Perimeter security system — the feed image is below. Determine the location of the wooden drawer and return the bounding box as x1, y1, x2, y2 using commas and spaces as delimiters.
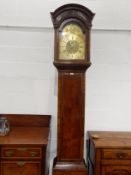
1, 147, 42, 159
102, 165, 131, 175
102, 149, 131, 160
1, 161, 41, 175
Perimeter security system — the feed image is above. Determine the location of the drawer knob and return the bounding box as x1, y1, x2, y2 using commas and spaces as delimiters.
17, 148, 27, 151
5, 151, 14, 157
116, 153, 125, 159
30, 151, 37, 157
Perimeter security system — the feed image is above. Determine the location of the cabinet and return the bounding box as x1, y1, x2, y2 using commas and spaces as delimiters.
0, 114, 50, 175
1, 146, 42, 175
87, 131, 131, 175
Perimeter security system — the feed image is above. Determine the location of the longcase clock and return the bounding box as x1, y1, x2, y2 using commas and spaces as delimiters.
51, 4, 94, 175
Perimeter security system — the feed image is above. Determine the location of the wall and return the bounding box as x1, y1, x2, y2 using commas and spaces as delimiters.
0, 0, 131, 166
86, 29, 131, 131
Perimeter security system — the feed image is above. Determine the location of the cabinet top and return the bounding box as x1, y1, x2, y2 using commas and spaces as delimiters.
0, 114, 50, 145
88, 131, 131, 148
0, 127, 49, 145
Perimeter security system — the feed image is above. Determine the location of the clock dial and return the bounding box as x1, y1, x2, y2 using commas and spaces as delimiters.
59, 23, 85, 60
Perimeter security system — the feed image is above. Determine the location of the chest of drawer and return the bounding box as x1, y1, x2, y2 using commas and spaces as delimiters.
102, 149, 131, 160
1, 161, 41, 175
1, 147, 42, 159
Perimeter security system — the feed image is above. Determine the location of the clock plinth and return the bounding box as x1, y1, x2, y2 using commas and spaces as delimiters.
53, 159, 87, 175
51, 3, 94, 175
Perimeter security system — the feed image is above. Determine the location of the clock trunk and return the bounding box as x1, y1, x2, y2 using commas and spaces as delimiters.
57, 72, 85, 161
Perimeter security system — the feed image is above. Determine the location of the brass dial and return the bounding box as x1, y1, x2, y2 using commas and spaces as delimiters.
59, 23, 85, 60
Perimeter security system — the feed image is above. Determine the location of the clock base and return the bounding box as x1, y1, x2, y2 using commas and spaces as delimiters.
52, 158, 88, 175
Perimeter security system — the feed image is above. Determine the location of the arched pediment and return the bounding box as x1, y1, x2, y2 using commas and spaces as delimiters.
51, 3, 95, 29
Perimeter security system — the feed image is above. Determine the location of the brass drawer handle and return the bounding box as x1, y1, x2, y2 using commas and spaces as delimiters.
5, 151, 14, 157
30, 151, 38, 157
16, 161, 26, 167
17, 173, 24, 175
